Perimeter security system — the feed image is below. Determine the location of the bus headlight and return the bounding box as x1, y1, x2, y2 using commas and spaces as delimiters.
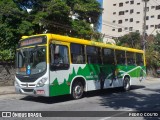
36, 78, 48, 87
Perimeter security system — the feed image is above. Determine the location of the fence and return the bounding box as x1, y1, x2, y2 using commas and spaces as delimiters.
0, 61, 15, 86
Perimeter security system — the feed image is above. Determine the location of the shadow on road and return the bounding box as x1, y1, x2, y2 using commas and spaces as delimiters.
20, 95, 73, 104
99, 86, 160, 120
20, 85, 145, 104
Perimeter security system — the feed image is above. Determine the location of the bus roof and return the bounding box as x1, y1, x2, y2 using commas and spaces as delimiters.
21, 33, 144, 53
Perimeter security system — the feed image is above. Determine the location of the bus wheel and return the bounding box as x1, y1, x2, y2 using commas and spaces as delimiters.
123, 77, 130, 91
71, 81, 84, 99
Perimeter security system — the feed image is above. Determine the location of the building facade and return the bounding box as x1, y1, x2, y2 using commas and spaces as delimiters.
101, 0, 160, 38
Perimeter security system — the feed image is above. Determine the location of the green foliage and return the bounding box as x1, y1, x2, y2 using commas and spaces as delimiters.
0, 0, 102, 61
154, 33, 160, 52
0, 50, 14, 60
117, 32, 141, 49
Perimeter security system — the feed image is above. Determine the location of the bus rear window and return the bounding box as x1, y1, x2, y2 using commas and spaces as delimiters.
136, 53, 144, 66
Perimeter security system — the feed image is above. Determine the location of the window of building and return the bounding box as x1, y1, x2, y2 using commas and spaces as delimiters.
71, 43, 85, 64
155, 25, 158, 29
113, 12, 116, 15
150, 25, 154, 27
125, 19, 128, 21
125, 27, 128, 30
156, 5, 160, 10
118, 28, 122, 32
113, 4, 116, 6
126, 1, 129, 4
119, 11, 124, 15
118, 20, 122, 24
115, 50, 126, 65
103, 49, 115, 64
130, 18, 133, 22
137, 12, 140, 14
136, 21, 140, 23
113, 20, 116, 23
125, 10, 128, 12
86, 46, 101, 64
151, 6, 155, 9
146, 7, 149, 12
137, 3, 140, 5
130, 1, 134, 4
130, 9, 134, 14
112, 29, 115, 31
151, 15, 154, 18
136, 30, 139, 33
146, 16, 149, 20
146, 25, 148, 30
158, 24, 160, 29
119, 2, 123, 7
129, 27, 133, 31
158, 15, 160, 19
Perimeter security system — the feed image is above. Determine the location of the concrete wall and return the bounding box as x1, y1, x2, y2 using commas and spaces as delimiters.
0, 61, 15, 86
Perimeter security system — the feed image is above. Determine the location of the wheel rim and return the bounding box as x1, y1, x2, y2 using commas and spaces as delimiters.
73, 84, 83, 99
124, 78, 130, 90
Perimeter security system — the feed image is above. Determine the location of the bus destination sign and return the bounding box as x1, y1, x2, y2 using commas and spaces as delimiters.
20, 36, 46, 47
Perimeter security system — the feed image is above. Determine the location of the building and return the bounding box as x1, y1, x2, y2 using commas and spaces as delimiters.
101, 0, 160, 38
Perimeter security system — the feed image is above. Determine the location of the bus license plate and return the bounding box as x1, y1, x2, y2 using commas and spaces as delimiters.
36, 90, 45, 95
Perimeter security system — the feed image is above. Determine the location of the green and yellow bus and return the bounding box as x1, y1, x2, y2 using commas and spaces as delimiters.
15, 33, 146, 99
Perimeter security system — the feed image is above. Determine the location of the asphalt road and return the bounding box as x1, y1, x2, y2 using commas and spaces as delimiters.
0, 79, 160, 120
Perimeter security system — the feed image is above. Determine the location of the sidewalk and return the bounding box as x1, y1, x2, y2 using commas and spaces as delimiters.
0, 77, 159, 95
0, 86, 15, 95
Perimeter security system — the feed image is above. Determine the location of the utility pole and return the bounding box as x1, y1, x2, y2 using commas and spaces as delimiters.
142, 0, 149, 51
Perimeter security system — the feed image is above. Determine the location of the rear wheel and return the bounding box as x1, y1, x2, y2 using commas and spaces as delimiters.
123, 77, 130, 91
71, 81, 84, 99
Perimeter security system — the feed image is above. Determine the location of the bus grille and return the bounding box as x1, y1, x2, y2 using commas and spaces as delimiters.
22, 89, 33, 93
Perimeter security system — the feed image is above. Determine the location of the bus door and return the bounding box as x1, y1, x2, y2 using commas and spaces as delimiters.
49, 41, 70, 96
102, 48, 116, 88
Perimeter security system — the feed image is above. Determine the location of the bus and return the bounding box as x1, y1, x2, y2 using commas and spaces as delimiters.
15, 33, 146, 99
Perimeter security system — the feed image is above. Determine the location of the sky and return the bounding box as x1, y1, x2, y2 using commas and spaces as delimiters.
97, 0, 103, 32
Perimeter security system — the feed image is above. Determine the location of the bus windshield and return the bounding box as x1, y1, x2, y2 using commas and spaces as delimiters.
16, 46, 46, 75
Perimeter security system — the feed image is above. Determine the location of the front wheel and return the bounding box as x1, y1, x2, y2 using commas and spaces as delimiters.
123, 77, 130, 91
71, 81, 84, 99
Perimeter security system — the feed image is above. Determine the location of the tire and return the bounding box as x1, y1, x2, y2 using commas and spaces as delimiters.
123, 77, 130, 91
71, 81, 84, 99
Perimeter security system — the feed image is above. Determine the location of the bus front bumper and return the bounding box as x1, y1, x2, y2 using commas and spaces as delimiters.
15, 83, 49, 97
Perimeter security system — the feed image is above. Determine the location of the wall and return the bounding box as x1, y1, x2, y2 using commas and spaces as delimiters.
0, 61, 15, 86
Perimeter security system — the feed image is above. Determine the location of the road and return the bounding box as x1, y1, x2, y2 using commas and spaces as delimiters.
0, 79, 160, 120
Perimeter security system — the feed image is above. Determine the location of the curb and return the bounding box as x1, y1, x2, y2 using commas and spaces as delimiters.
0, 92, 16, 95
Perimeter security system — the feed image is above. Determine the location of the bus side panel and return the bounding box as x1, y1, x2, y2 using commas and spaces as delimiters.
49, 64, 87, 97
116, 65, 146, 85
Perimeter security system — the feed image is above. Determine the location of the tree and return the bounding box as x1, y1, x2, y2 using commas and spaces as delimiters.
0, 0, 102, 60
117, 32, 141, 48
0, 0, 34, 60
14, 0, 103, 39
154, 32, 160, 52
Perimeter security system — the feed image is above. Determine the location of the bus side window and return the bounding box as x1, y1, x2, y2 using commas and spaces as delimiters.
126, 52, 136, 65
70, 43, 85, 64
115, 50, 126, 65
50, 44, 69, 70
136, 53, 144, 66
86, 46, 101, 64
103, 48, 115, 64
